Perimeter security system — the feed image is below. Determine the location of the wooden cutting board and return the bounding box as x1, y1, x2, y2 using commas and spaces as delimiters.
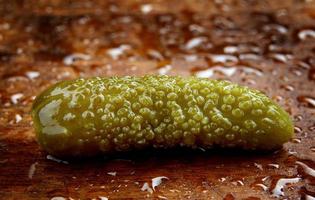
0, 1, 314, 199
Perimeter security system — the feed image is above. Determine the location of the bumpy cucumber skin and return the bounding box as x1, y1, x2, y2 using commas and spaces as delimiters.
32, 75, 293, 157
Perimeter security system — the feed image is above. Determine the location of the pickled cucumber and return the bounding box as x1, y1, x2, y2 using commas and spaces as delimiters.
31, 75, 294, 157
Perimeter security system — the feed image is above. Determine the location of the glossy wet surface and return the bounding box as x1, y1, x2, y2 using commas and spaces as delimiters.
0, 0, 314, 199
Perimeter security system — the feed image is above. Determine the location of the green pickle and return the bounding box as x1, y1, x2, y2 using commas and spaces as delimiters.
32, 75, 294, 157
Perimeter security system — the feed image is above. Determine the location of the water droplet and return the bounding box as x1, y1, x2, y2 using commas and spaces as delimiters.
240, 66, 264, 76
298, 29, 315, 40
292, 138, 302, 143
189, 24, 205, 33
185, 37, 207, 50
296, 161, 315, 177
141, 182, 153, 194
280, 85, 294, 91
158, 65, 172, 75
293, 115, 303, 122
107, 45, 131, 60
0, 22, 10, 30
63, 53, 91, 65
152, 176, 169, 190
147, 49, 164, 60
28, 162, 38, 179
292, 69, 302, 76
77, 16, 90, 25
297, 96, 315, 108
239, 54, 261, 61
233, 180, 244, 186
262, 176, 269, 182
287, 149, 297, 155
297, 61, 311, 70
195, 66, 236, 78
107, 171, 117, 176
224, 46, 239, 54
141, 4, 153, 14
305, 194, 315, 200
184, 55, 199, 62
254, 163, 263, 171
213, 16, 235, 29
210, 54, 238, 63
294, 126, 303, 134
256, 183, 269, 191
218, 177, 227, 182
273, 95, 284, 102
15, 114, 22, 123
25, 71, 40, 80
51, 197, 66, 200
268, 163, 280, 169
271, 178, 301, 197
10, 93, 24, 104
46, 155, 69, 164
157, 195, 168, 200
263, 24, 288, 34
269, 53, 292, 63
268, 44, 284, 52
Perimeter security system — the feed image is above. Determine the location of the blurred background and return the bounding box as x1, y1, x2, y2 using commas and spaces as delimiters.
0, 0, 314, 199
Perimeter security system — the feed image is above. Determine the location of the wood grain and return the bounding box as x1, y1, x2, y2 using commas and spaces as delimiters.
0, 0, 314, 199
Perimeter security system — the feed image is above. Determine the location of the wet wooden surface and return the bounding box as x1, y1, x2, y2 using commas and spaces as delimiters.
0, 0, 315, 199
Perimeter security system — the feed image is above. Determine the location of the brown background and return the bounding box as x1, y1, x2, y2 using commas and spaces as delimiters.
0, 0, 314, 199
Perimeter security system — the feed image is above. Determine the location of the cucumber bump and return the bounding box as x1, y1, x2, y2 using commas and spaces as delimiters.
32, 75, 294, 157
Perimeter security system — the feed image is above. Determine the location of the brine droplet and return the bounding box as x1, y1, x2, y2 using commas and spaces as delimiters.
271, 177, 301, 197
298, 29, 315, 40
296, 161, 315, 177
297, 96, 315, 108
292, 138, 301, 143
293, 115, 303, 122
294, 126, 303, 134
280, 85, 294, 91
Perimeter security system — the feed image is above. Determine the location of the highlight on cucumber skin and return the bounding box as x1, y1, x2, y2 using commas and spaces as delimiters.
31, 75, 294, 157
